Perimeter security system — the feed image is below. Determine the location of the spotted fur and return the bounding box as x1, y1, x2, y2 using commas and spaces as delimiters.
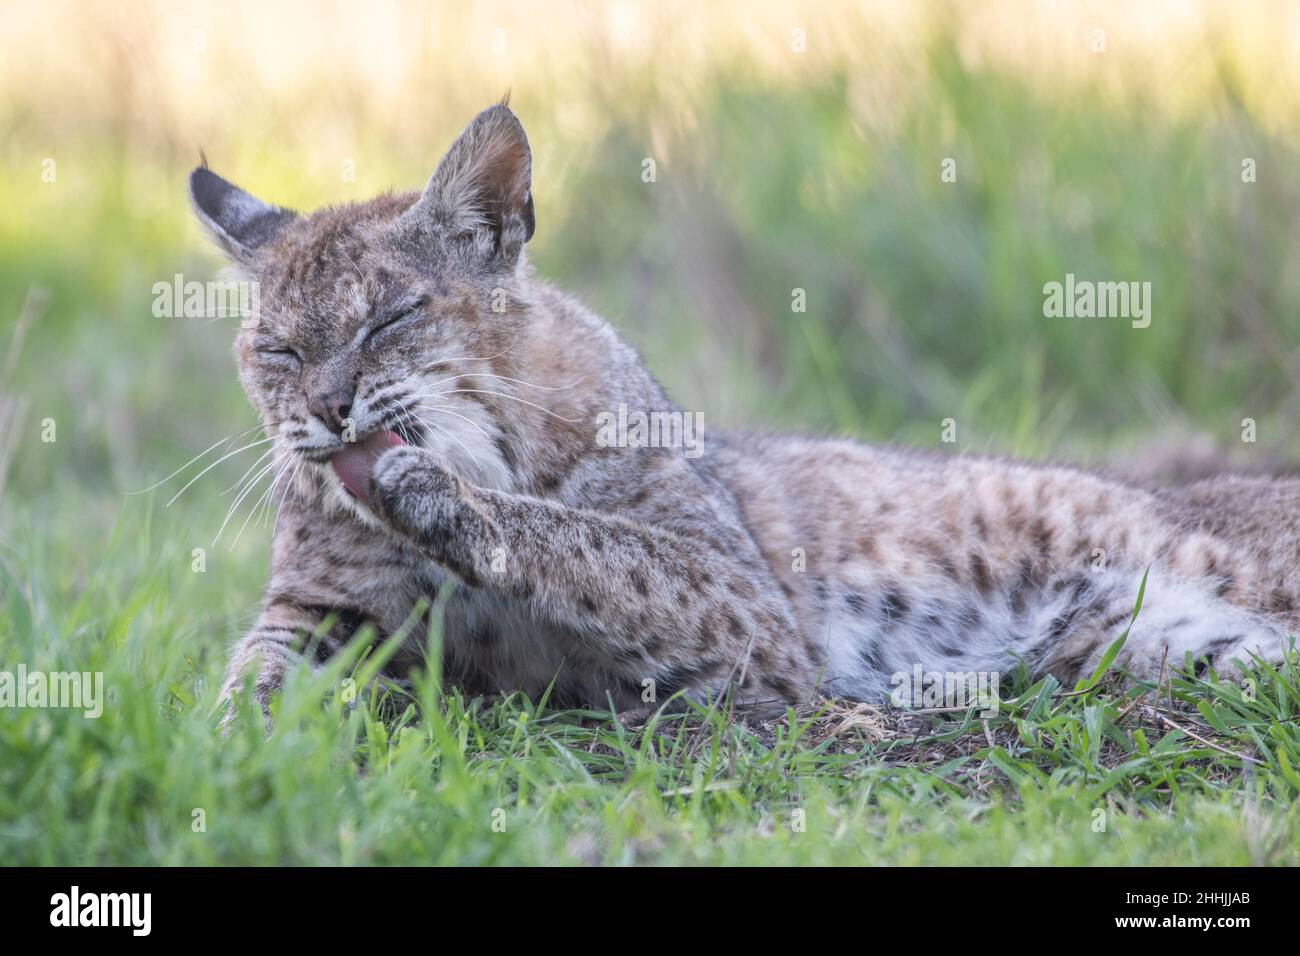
191, 103, 1299, 720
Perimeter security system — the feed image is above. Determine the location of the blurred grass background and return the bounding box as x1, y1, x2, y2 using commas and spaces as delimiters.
6, 0, 1300, 504
6, 0, 1300, 651
5, 0, 1300, 510
4, 0, 1300, 865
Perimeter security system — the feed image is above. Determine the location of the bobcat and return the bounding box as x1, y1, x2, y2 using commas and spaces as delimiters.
190, 103, 1297, 719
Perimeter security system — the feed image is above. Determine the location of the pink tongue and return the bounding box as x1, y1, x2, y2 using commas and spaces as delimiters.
330, 430, 405, 501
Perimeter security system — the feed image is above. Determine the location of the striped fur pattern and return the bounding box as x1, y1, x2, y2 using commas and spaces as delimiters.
189, 104, 1299, 720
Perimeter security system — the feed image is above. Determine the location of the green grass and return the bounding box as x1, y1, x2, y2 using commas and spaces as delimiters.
2, 502, 1299, 865
5, 12, 1300, 864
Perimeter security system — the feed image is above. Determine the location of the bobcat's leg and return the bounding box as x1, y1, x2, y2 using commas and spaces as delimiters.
1032, 568, 1292, 685
218, 599, 329, 726
368, 445, 816, 706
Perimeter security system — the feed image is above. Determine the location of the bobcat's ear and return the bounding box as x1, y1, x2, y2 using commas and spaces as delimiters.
188, 166, 297, 265
403, 103, 535, 267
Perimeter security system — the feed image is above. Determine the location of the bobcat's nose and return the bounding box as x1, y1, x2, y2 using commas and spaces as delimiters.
308, 385, 355, 435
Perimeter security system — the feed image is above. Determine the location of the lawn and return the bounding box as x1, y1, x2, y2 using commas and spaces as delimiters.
3, 0, 1300, 865
4, 503, 1299, 864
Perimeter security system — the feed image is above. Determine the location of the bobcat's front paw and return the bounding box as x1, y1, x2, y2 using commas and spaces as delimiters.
370, 447, 500, 581
369, 445, 464, 547
217, 655, 284, 735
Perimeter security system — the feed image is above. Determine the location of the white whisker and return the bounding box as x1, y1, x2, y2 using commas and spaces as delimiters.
211, 455, 279, 546
221, 446, 277, 496
409, 399, 497, 445
230, 453, 294, 550
166, 435, 277, 508
270, 459, 305, 537
426, 369, 583, 392
431, 388, 582, 423
126, 423, 265, 495
406, 404, 486, 475
421, 332, 527, 369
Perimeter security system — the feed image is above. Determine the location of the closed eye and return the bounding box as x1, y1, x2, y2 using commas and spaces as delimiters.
256, 346, 302, 366
365, 300, 428, 348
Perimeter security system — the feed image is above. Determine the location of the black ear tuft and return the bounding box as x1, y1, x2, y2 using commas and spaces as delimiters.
188, 167, 296, 264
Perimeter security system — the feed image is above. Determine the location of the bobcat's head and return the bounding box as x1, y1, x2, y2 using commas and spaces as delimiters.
189, 104, 541, 521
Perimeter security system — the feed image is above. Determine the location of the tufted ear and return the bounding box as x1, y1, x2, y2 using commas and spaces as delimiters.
402, 103, 535, 268
188, 165, 297, 265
